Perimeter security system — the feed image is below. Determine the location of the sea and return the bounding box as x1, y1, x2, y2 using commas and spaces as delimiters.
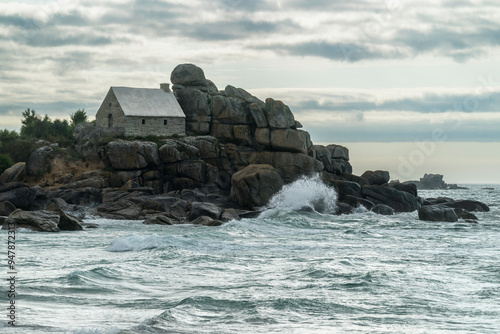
1, 177, 499, 333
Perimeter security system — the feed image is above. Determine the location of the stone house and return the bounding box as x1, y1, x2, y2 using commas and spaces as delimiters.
95, 84, 185, 137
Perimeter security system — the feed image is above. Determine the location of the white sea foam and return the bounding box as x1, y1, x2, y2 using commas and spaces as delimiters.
262, 174, 338, 214
106, 234, 166, 252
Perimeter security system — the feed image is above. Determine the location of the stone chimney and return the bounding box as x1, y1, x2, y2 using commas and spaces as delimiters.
160, 83, 171, 92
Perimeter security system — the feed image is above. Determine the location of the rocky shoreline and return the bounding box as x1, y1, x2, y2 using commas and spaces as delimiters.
0, 64, 490, 231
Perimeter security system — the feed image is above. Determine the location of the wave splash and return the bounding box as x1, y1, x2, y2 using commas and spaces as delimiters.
262, 174, 338, 214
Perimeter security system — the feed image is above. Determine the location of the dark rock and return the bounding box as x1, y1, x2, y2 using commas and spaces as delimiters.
341, 195, 375, 211
361, 170, 390, 185
239, 211, 262, 219
73, 122, 124, 144
386, 182, 417, 198
362, 185, 419, 212
181, 136, 220, 159
0, 162, 26, 183
106, 141, 159, 170
190, 215, 223, 226
0, 201, 16, 216
48, 187, 102, 205
448, 184, 469, 190
221, 208, 241, 221
28, 146, 53, 176
170, 63, 207, 86
0, 183, 37, 209
418, 205, 458, 222
371, 204, 394, 215
3, 209, 60, 232
212, 95, 253, 124
46, 200, 83, 231
230, 164, 284, 209
444, 200, 489, 212
453, 208, 478, 220
188, 202, 222, 220
327, 180, 362, 200
144, 215, 175, 225
423, 197, 454, 206
336, 202, 355, 215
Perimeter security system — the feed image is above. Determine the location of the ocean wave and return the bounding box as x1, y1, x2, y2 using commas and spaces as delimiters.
106, 234, 177, 252
260, 174, 338, 215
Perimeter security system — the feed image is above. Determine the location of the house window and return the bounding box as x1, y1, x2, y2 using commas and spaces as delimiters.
108, 114, 113, 127
109, 102, 112, 107
164, 120, 168, 125
142, 119, 145, 125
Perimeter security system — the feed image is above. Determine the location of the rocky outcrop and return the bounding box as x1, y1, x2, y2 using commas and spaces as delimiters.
3, 209, 60, 232
371, 204, 394, 215
361, 170, 390, 186
230, 164, 284, 209
0, 162, 26, 184
171, 63, 208, 87
418, 205, 458, 222
28, 146, 53, 176
106, 141, 159, 170
362, 185, 419, 213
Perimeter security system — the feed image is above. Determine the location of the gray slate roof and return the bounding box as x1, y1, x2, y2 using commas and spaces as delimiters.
111, 87, 185, 117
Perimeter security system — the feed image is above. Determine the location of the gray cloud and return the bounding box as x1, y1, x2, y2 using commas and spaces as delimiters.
292, 91, 500, 114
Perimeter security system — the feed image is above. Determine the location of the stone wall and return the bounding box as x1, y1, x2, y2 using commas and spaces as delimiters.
95, 89, 126, 128
124, 116, 185, 137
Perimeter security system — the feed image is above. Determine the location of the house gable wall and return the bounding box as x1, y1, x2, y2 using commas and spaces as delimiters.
96, 89, 126, 128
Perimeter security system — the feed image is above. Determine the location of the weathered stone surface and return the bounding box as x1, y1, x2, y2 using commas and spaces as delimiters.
326, 180, 361, 200
270, 129, 307, 154
48, 187, 102, 205
73, 122, 125, 144
371, 204, 394, 215
188, 202, 222, 220
362, 185, 419, 213
0, 162, 26, 184
221, 208, 241, 221
181, 136, 220, 159
255, 128, 271, 147
159, 140, 200, 163
3, 209, 60, 232
0, 183, 38, 209
177, 161, 207, 183
211, 122, 234, 141
418, 205, 458, 222
106, 141, 159, 170
444, 200, 490, 212
212, 96, 253, 124
386, 182, 418, 198
361, 170, 390, 185
233, 125, 252, 145
453, 208, 479, 220
28, 146, 53, 176
0, 201, 16, 216
327, 145, 349, 160
264, 98, 295, 129
249, 151, 324, 182
249, 103, 268, 127
230, 164, 284, 209
46, 200, 83, 231
170, 63, 207, 86
341, 195, 375, 211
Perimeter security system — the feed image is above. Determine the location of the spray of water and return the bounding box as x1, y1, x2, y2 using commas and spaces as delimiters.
262, 174, 338, 214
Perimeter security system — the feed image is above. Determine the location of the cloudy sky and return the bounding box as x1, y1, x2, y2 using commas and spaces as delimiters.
1, 0, 499, 183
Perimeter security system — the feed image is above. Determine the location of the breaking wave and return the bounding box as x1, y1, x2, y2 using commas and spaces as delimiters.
262, 174, 338, 214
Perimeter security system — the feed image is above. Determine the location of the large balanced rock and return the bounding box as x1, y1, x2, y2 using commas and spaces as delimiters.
28, 146, 53, 176
362, 185, 419, 212
361, 170, 390, 185
105, 141, 159, 170
0, 162, 26, 184
230, 164, 284, 209
418, 205, 458, 222
3, 209, 60, 232
170, 63, 207, 87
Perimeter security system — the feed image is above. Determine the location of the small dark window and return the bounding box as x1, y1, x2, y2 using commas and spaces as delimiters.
164, 120, 168, 125
109, 103, 112, 107
142, 119, 145, 125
